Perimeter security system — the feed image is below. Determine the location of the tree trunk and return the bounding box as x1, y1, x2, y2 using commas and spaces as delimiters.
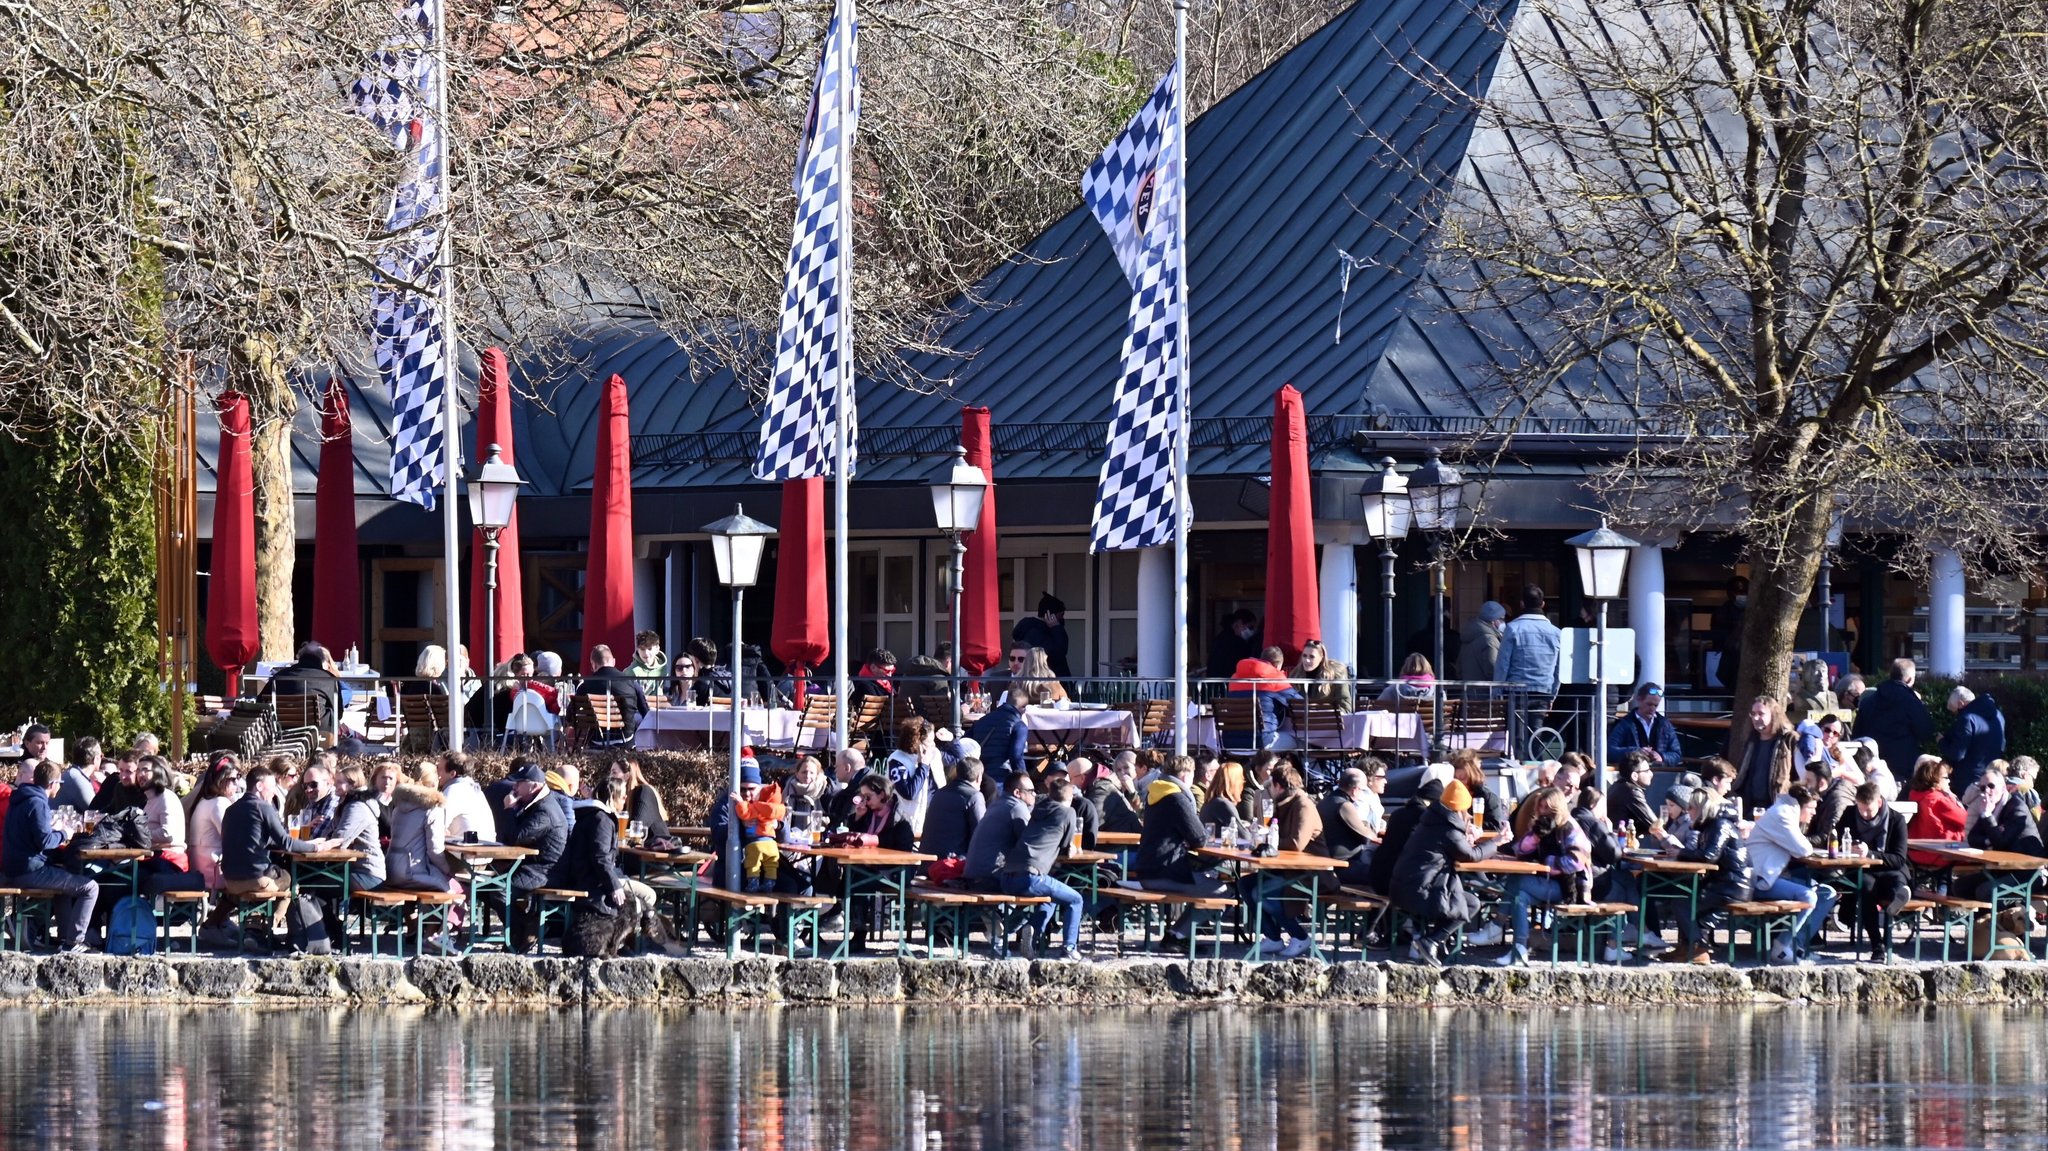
234, 333, 298, 661
1726, 492, 1834, 759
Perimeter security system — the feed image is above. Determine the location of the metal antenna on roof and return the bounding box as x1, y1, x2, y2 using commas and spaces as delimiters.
1334, 248, 1372, 344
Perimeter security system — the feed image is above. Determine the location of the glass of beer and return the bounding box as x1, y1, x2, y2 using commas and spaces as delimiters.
628, 820, 647, 846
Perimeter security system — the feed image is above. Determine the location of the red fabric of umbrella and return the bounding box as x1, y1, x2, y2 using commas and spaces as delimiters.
1263, 384, 1319, 666
469, 348, 527, 664
581, 372, 635, 667
959, 406, 1001, 676
310, 379, 361, 657
207, 391, 259, 692
770, 478, 829, 707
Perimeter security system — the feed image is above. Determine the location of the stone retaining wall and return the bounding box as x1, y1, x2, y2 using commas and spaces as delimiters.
4, 954, 2048, 1007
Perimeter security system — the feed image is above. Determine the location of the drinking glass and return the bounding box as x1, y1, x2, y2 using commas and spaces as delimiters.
628, 820, 647, 845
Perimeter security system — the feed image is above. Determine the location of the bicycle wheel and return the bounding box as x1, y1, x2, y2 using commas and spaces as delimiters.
1525, 726, 1566, 763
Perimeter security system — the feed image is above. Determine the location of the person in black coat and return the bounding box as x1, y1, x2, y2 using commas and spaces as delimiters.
1132, 756, 1230, 945
1606, 753, 1660, 840
1367, 778, 1443, 897
1085, 759, 1143, 835
259, 642, 344, 731
1044, 760, 1101, 852
968, 689, 1032, 787
1832, 781, 1913, 961
1852, 659, 1934, 784
1011, 594, 1072, 681
489, 761, 568, 952
1953, 763, 2045, 905
572, 645, 649, 736
1665, 791, 1751, 962
1804, 763, 1859, 843
919, 759, 986, 861
555, 777, 633, 956
1389, 780, 1497, 965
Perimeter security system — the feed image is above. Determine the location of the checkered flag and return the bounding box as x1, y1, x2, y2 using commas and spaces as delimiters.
1089, 66, 1186, 551
1083, 64, 1180, 287
353, 0, 449, 509
756, 0, 861, 481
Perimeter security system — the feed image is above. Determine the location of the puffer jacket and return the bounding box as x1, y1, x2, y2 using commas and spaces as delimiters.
1390, 802, 1497, 923
1679, 813, 1752, 908
1366, 781, 1443, 896
1134, 778, 1207, 884
385, 783, 456, 891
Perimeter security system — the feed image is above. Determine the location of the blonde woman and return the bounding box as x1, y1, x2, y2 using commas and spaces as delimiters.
388, 757, 465, 951
1732, 697, 1801, 817
1016, 647, 1068, 704
1289, 640, 1352, 711
405, 645, 450, 697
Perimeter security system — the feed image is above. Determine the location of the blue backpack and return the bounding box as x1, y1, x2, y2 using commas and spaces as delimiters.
107, 896, 158, 956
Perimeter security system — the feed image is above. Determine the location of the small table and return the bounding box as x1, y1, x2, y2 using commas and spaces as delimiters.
1456, 858, 1553, 876
1095, 831, 1141, 848
1913, 844, 2048, 959
77, 848, 152, 899
1023, 706, 1140, 760
1620, 855, 1714, 957
1797, 854, 1882, 956
1197, 846, 1343, 960
784, 844, 934, 959
1053, 849, 1118, 903
622, 845, 712, 881
445, 843, 537, 953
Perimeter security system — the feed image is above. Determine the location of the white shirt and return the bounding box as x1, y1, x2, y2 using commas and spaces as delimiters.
190, 795, 232, 888
442, 775, 497, 842
1745, 795, 1815, 888
145, 789, 186, 853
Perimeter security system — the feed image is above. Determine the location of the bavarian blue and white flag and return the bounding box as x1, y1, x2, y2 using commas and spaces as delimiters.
1087, 65, 1186, 552
756, 0, 861, 481
352, 0, 449, 509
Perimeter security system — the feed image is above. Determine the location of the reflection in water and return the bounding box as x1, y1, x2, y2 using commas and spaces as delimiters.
2, 1005, 2047, 1149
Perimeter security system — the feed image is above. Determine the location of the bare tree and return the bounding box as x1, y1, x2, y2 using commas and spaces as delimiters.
1393, 0, 2048, 726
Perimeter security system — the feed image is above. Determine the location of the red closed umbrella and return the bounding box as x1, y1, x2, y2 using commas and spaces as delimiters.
1263, 384, 1319, 666
959, 406, 1001, 677
470, 348, 527, 664
770, 478, 829, 707
310, 379, 361, 656
581, 372, 635, 667
207, 391, 259, 693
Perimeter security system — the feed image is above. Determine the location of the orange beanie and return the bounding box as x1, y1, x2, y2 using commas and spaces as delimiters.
1441, 779, 1473, 813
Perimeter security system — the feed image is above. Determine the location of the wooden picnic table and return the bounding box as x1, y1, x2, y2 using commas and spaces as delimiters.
1197, 847, 1343, 961
445, 843, 537, 953
1095, 831, 1141, 848
622, 845, 713, 868
1914, 845, 2048, 871
1620, 854, 1715, 955
1456, 858, 1552, 875
783, 844, 935, 958
77, 848, 152, 899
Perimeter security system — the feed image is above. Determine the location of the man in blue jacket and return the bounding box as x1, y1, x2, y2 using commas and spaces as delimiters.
1941, 685, 2006, 793
1853, 658, 1933, 781
968, 686, 1032, 788
1609, 682, 1683, 767
1, 760, 98, 952
1495, 584, 1562, 752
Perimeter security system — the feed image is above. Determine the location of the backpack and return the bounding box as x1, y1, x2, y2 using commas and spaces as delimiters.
107, 896, 157, 956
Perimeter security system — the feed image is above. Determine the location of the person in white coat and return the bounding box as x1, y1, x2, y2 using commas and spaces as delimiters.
1744, 784, 1839, 964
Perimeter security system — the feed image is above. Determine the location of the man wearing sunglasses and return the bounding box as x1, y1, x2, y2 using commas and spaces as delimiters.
1609, 681, 1682, 768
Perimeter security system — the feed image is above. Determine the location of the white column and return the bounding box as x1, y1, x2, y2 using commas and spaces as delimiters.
1137, 545, 1174, 679
1627, 544, 1666, 689
1315, 525, 1360, 673
1929, 544, 1966, 678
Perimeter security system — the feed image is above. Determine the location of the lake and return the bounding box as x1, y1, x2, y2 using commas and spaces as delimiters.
4, 1004, 2046, 1149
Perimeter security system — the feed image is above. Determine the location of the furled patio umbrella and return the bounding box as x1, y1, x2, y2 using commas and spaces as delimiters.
310, 379, 361, 657
959, 405, 1001, 679
206, 391, 259, 694
469, 348, 526, 665
770, 477, 829, 708
581, 373, 635, 667
1263, 384, 1319, 666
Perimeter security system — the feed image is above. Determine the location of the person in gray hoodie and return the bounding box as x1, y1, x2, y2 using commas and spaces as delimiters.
1002, 778, 1084, 959
1460, 602, 1506, 687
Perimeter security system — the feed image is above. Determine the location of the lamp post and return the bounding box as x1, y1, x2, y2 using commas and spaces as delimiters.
1408, 448, 1466, 734
1816, 511, 1845, 657
465, 443, 524, 749
929, 444, 989, 732
1566, 518, 1642, 785
703, 504, 776, 895
1359, 457, 1412, 680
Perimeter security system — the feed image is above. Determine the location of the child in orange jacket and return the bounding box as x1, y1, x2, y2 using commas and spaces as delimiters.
732, 751, 787, 892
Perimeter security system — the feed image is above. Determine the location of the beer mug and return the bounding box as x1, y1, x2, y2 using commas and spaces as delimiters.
628, 820, 647, 845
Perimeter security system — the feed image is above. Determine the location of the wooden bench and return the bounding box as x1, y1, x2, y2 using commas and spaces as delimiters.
697, 887, 836, 959
1722, 899, 1812, 964
352, 890, 418, 959
157, 890, 210, 955
906, 884, 1054, 958
1098, 886, 1238, 958
1548, 901, 1639, 964
0, 887, 61, 952
530, 887, 586, 954
1911, 894, 1997, 961
1321, 887, 1391, 960
406, 889, 466, 956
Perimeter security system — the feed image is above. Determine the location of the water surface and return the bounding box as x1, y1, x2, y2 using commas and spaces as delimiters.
5, 1004, 2046, 1149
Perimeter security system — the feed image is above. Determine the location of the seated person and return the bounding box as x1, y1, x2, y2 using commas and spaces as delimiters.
1224, 647, 1303, 751
1608, 682, 1682, 768
259, 641, 344, 731
218, 765, 321, 950
920, 757, 986, 862
707, 757, 785, 893
572, 645, 650, 736
1662, 790, 1752, 965
1834, 781, 1913, 962
1, 760, 99, 952
1001, 777, 1085, 960
1953, 762, 2043, 905
1133, 756, 1232, 946
1390, 779, 1498, 967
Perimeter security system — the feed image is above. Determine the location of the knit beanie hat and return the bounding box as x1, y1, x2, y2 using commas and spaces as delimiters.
740, 747, 761, 785
1441, 779, 1473, 813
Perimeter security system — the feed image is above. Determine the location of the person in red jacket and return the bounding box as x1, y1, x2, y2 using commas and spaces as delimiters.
1905, 754, 1969, 870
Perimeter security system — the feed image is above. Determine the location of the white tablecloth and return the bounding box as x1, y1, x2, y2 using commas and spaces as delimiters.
636, 706, 808, 751
1023, 706, 1139, 750
1175, 709, 1427, 756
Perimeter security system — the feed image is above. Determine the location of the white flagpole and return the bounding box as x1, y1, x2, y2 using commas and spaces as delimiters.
1171, 0, 1191, 760
831, 0, 853, 756
431, 0, 464, 749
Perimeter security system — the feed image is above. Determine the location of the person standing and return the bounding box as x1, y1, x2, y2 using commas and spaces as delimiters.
1853, 659, 1933, 785
1011, 594, 1071, 682
1940, 685, 2006, 793
1460, 602, 1506, 686
1733, 697, 1802, 818
1609, 683, 1682, 768
967, 687, 1032, 792
1494, 585, 1562, 748
1206, 609, 1261, 681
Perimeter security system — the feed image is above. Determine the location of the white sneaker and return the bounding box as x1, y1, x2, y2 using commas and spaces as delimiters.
1259, 938, 1288, 956
1637, 934, 1672, 955
1602, 943, 1625, 963
1280, 937, 1312, 960
1464, 922, 1504, 947
1768, 940, 1796, 966
1494, 947, 1529, 967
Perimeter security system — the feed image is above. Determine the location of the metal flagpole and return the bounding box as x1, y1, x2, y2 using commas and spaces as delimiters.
431, 0, 463, 749
831, 0, 853, 757
1170, 0, 1191, 760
